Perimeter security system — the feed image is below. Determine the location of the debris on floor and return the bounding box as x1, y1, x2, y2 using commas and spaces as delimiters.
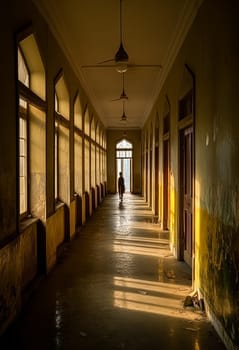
137, 290, 148, 295
165, 270, 176, 279
184, 327, 200, 332
184, 295, 194, 307
183, 291, 205, 311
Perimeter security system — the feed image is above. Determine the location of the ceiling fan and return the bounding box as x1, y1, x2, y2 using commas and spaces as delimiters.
111, 73, 128, 101
81, 0, 162, 73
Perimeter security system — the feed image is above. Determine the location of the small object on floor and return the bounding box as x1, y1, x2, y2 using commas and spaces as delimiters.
184, 327, 200, 332
137, 290, 148, 295
165, 270, 176, 279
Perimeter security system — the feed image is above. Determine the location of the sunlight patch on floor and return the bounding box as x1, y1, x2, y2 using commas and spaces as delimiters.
113, 236, 171, 257
115, 235, 169, 245
113, 243, 169, 258
113, 276, 194, 319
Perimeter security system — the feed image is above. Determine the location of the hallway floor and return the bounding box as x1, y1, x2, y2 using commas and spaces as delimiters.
1, 194, 226, 350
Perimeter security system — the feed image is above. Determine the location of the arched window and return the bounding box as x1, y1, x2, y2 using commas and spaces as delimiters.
84, 107, 90, 136
91, 116, 96, 141
18, 33, 46, 219
55, 74, 70, 203
74, 94, 83, 195
84, 139, 90, 192
74, 94, 82, 130
55, 75, 69, 118
95, 122, 100, 185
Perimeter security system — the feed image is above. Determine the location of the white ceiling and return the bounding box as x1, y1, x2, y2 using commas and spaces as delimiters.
34, 0, 203, 129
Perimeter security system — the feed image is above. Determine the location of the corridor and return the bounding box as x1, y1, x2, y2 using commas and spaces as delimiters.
1, 194, 226, 350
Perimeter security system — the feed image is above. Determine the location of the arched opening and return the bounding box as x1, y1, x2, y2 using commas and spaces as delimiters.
116, 139, 133, 193
74, 93, 83, 196
74, 93, 83, 226
18, 33, 46, 220
84, 107, 90, 136
55, 73, 70, 206
84, 107, 90, 215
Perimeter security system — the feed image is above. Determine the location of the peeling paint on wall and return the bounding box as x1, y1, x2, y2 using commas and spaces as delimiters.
197, 185, 239, 344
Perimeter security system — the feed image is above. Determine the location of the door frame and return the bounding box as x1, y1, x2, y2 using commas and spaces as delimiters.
178, 124, 194, 267
177, 64, 195, 282
154, 146, 159, 217
115, 139, 133, 194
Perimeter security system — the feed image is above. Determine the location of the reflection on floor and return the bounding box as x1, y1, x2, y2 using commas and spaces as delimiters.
0, 194, 226, 350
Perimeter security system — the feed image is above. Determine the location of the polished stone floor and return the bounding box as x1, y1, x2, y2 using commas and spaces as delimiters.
0, 194, 226, 349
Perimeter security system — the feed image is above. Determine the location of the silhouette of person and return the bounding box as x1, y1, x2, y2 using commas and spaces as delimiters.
118, 172, 125, 201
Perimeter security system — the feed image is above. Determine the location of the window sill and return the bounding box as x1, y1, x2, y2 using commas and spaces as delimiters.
19, 216, 39, 234
55, 201, 65, 211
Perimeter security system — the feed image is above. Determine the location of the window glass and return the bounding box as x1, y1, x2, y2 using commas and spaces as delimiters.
18, 49, 29, 87
19, 116, 27, 214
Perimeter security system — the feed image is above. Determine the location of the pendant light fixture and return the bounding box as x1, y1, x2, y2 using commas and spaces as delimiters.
115, 0, 128, 73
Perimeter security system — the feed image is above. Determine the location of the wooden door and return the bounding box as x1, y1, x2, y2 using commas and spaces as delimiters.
149, 150, 152, 206
180, 126, 193, 266
163, 139, 169, 229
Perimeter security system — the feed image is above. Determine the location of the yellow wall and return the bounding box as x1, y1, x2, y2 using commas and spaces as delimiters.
46, 205, 65, 273
142, 0, 239, 345
70, 199, 76, 239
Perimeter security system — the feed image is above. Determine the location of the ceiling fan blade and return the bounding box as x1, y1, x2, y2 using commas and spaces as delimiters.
97, 58, 115, 64
81, 64, 115, 69
127, 64, 163, 70
81, 63, 162, 70
111, 98, 121, 101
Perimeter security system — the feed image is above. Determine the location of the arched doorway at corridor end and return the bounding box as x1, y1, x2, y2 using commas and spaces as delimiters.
116, 139, 133, 193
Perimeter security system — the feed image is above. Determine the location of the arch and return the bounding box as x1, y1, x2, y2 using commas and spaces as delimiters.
103, 132, 107, 149
74, 93, 82, 129
100, 130, 104, 147
18, 33, 45, 100
74, 93, 83, 196
116, 139, 132, 149
90, 115, 96, 140
18, 31, 46, 218
84, 106, 90, 136
96, 122, 100, 144
116, 139, 133, 193
55, 72, 70, 119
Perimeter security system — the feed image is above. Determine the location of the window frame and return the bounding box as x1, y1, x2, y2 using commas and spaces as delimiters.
17, 41, 46, 220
